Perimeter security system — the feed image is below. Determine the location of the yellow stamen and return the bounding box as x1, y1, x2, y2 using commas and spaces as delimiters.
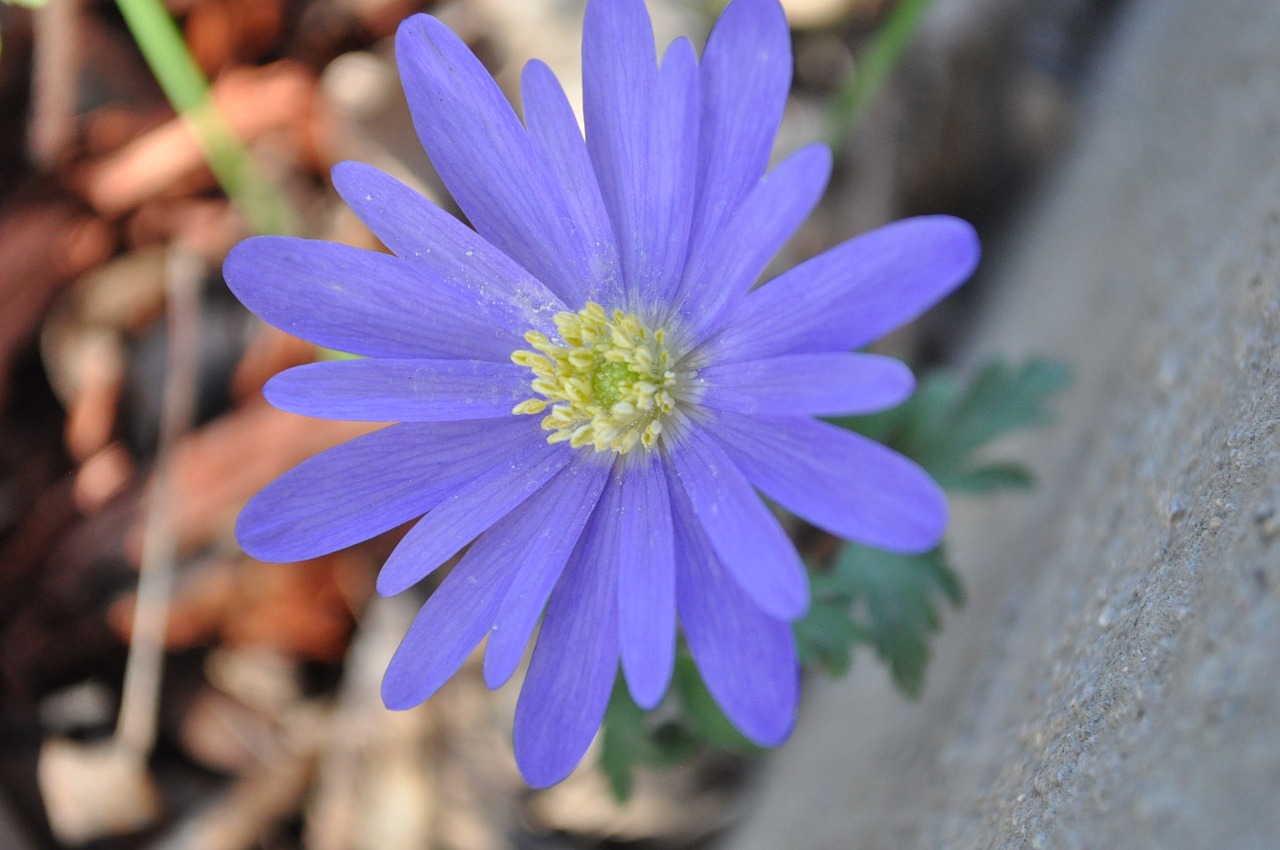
511, 302, 677, 454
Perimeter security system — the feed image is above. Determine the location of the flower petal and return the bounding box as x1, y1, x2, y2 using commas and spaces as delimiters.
672, 496, 798, 746
482, 459, 610, 688
685, 0, 791, 267
382, 570, 509, 712
667, 423, 808, 620
710, 216, 981, 362
672, 143, 832, 342
713, 412, 948, 553
237, 417, 539, 562
376, 438, 571, 596
264, 359, 529, 422
697, 352, 913, 417
583, 0, 656, 230
395, 14, 592, 303
224, 236, 524, 361
634, 37, 700, 304
330, 161, 566, 320
381, 500, 547, 710
584, 1, 700, 301
615, 453, 677, 709
513, 492, 620, 788
520, 60, 623, 304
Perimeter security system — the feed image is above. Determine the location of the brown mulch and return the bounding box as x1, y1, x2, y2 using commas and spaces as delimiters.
1, 2, 444, 848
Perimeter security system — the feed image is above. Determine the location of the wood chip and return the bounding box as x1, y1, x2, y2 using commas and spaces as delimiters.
76, 61, 316, 216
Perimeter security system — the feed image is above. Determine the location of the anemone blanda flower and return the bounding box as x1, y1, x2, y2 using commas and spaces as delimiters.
225, 0, 979, 787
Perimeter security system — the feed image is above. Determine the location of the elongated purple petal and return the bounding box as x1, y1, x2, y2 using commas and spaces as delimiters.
630, 37, 699, 305
685, 0, 791, 268
520, 60, 623, 304
225, 236, 523, 361
330, 161, 566, 323
697, 352, 913, 417
382, 569, 509, 712
671, 495, 798, 746
667, 424, 808, 620
482, 460, 610, 688
583, 0, 666, 297
513, 494, 620, 788
615, 453, 676, 709
238, 417, 539, 562
395, 15, 592, 303
376, 439, 571, 596
264, 359, 529, 422
710, 216, 981, 362
713, 412, 947, 553
381, 502, 546, 710
672, 143, 832, 342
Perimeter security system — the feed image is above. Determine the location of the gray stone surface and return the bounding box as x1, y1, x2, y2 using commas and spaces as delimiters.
723, 0, 1280, 847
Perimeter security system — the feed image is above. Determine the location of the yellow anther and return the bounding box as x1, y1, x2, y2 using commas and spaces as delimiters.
511, 301, 678, 454
512, 399, 548, 415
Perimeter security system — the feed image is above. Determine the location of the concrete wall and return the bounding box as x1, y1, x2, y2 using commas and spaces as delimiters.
725, 0, 1280, 847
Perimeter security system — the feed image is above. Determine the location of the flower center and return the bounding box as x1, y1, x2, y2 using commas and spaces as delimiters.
511, 302, 677, 454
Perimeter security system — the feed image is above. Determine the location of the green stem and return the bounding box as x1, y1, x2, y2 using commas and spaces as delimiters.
113, 0, 299, 234
829, 0, 936, 144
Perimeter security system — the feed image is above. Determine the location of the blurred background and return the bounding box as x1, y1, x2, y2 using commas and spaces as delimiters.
0, 0, 1121, 847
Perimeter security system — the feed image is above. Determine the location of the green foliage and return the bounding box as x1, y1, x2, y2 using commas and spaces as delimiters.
834, 357, 1072, 493
601, 678, 694, 802
800, 356, 1070, 695
672, 654, 757, 751
797, 545, 961, 697
792, 580, 870, 676
600, 652, 757, 802
829, 0, 937, 141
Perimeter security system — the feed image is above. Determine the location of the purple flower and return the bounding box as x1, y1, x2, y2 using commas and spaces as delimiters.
225, 0, 979, 787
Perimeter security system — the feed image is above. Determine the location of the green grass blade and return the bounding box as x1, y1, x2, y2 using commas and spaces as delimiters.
114, 0, 299, 234
829, 0, 936, 142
